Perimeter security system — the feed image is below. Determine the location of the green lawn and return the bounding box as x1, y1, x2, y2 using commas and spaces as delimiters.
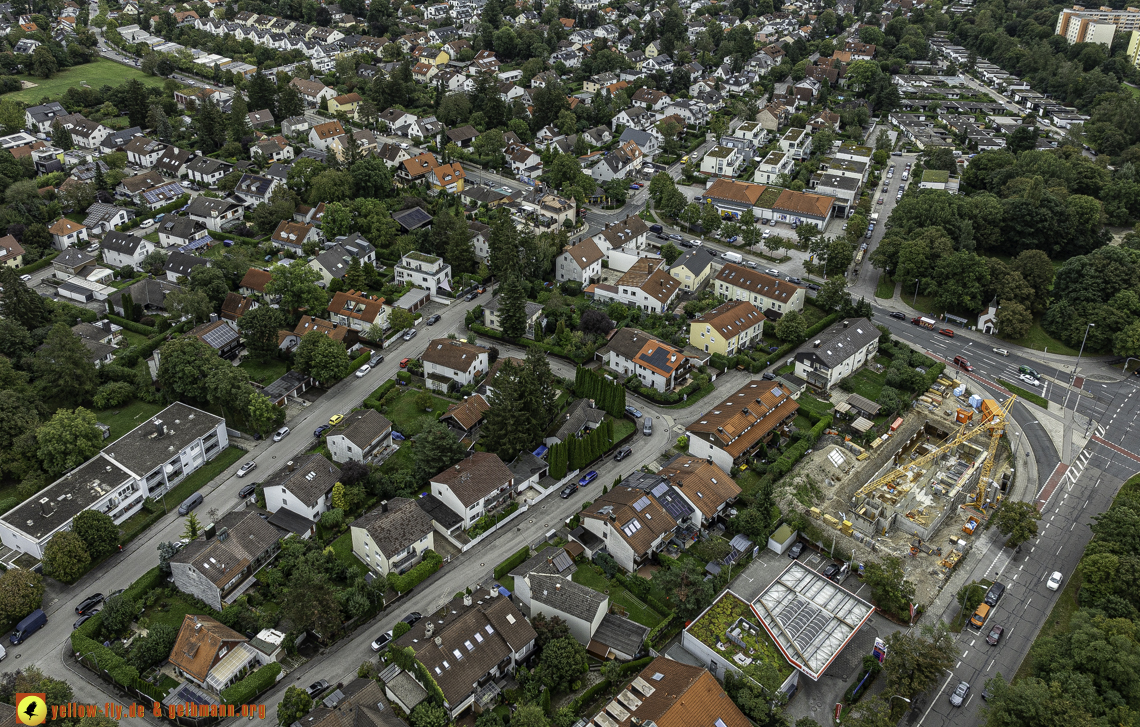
997, 379, 1049, 409
97, 400, 166, 442
6, 58, 168, 103
613, 418, 636, 443
999, 319, 1079, 356
385, 388, 451, 434
843, 366, 888, 402
796, 392, 834, 420
330, 529, 369, 578
239, 357, 289, 385
141, 590, 212, 629
875, 274, 896, 299
800, 301, 829, 328
154, 446, 244, 516
571, 564, 664, 629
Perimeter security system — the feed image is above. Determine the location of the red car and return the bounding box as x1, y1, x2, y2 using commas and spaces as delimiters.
399, 358, 411, 368
938, 328, 955, 337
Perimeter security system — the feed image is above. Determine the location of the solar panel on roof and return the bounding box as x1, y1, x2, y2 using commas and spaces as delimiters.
552, 551, 572, 572
650, 482, 669, 498
200, 324, 238, 349
632, 495, 651, 512
178, 687, 211, 706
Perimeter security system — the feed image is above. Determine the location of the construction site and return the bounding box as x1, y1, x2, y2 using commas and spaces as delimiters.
784, 372, 1019, 606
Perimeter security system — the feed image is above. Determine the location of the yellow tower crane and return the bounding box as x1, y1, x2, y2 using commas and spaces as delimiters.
853, 396, 1018, 502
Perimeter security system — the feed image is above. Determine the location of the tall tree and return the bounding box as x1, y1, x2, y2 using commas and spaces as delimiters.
157, 337, 227, 402
229, 93, 251, 142
37, 407, 102, 477
195, 97, 227, 153
32, 323, 99, 407
238, 305, 284, 361
883, 622, 957, 699
413, 420, 468, 484
265, 259, 328, 314
72, 509, 120, 558
42, 529, 90, 582
986, 500, 1041, 548
498, 274, 528, 338
294, 331, 351, 383
0, 267, 49, 330
0, 567, 44, 623
246, 72, 278, 119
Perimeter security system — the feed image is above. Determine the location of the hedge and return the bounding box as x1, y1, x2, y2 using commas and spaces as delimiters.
106, 313, 157, 336
469, 323, 589, 363
16, 251, 58, 274
220, 662, 281, 704
645, 610, 680, 648
619, 656, 654, 674
495, 546, 531, 580
350, 350, 371, 371
387, 550, 442, 593
568, 679, 612, 715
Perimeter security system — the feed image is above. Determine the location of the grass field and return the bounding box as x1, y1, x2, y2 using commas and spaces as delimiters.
97, 399, 166, 442
997, 379, 1050, 409
875, 274, 896, 299
998, 319, 1079, 356
6, 58, 167, 104
141, 590, 211, 629
571, 563, 664, 629
239, 357, 289, 385
385, 389, 451, 434
330, 529, 369, 578
843, 365, 889, 402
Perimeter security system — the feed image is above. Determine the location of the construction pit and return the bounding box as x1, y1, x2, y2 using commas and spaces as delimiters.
781, 379, 1018, 606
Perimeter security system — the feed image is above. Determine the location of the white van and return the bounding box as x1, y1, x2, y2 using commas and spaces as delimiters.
722, 251, 743, 264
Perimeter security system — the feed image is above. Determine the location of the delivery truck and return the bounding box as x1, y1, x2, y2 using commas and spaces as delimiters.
912, 317, 937, 329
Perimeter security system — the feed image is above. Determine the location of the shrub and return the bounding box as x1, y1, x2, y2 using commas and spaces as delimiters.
105, 313, 157, 336
387, 550, 442, 593
93, 381, 135, 410
494, 546, 531, 580
220, 663, 282, 704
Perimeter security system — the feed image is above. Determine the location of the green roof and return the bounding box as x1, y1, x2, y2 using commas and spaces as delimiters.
770, 523, 795, 545
757, 187, 783, 208
404, 251, 441, 264
922, 169, 950, 183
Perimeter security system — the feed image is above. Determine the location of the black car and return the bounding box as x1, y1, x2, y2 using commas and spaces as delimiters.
656, 233, 670, 241
306, 680, 330, 698
614, 446, 633, 462
314, 424, 330, 437
984, 582, 1005, 606
762, 372, 777, 381
821, 563, 841, 581
402, 611, 422, 626
75, 593, 104, 615
74, 611, 99, 629
560, 483, 578, 498
889, 311, 907, 320
238, 484, 256, 499
679, 239, 695, 248
426, 314, 441, 325
787, 277, 804, 285
788, 542, 805, 559
464, 291, 479, 302
805, 283, 822, 292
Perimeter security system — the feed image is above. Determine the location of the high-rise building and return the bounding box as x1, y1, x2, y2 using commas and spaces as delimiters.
1055, 5, 1140, 46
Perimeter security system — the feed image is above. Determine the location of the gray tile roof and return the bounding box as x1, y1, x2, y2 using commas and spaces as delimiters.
333, 409, 391, 451
262, 453, 340, 507
550, 399, 606, 442
797, 317, 878, 368
171, 509, 281, 587
528, 572, 607, 622
509, 545, 574, 579
590, 613, 649, 657
351, 497, 433, 557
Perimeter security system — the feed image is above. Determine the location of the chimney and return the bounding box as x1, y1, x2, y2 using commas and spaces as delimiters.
205, 523, 216, 539
463, 593, 472, 606
433, 636, 442, 647
425, 622, 434, 637
381, 500, 388, 513
288, 460, 296, 472
843, 320, 849, 328
194, 616, 201, 630
555, 582, 561, 591
40, 500, 52, 517
217, 527, 228, 542
154, 419, 165, 437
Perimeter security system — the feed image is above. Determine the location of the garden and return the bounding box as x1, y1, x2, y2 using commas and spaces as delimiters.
686, 591, 793, 691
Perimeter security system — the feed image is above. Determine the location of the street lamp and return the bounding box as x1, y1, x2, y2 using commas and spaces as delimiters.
1063, 322, 1094, 419
914, 278, 920, 305
889, 695, 911, 707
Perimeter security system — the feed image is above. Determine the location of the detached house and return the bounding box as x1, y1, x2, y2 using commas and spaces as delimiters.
600, 327, 690, 393
271, 220, 319, 252
395, 251, 452, 295
350, 497, 433, 577
555, 239, 604, 284
262, 454, 340, 523
657, 456, 741, 528
48, 218, 88, 250
430, 452, 514, 529
289, 77, 336, 107
186, 196, 244, 232
421, 338, 488, 393
309, 120, 348, 153
170, 509, 281, 611
327, 408, 392, 464
168, 615, 260, 692
579, 486, 677, 572
327, 289, 387, 331
793, 317, 879, 391
101, 231, 153, 270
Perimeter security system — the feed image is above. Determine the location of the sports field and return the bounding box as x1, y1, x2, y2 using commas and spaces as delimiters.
5, 57, 167, 104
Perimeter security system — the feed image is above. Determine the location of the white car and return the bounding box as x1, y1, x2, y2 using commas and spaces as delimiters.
993, 348, 1009, 356
1047, 571, 1063, 590
272, 427, 290, 442
355, 364, 371, 378
236, 461, 257, 477
765, 268, 780, 276
1019, 374, 1041, 387
762, 230, 771, 238
140, 218, 155, 227
19, 274, 31, 282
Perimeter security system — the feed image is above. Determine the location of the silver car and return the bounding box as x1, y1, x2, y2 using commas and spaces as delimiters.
949, 681, 970, 707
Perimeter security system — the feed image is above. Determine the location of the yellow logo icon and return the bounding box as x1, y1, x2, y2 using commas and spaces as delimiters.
16, 694, 47, 726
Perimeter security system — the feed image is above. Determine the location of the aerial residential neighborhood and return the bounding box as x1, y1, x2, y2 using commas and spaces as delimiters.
0, 0, 1138, 725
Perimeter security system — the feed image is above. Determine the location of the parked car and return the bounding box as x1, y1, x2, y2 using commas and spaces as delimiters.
238, 484, 256, 499
578, 470, 599, 486
403, 328, 417, 341
949, 681, 970, 707
307, 680, 330, 698
655, 233, 670, 241
355, 364, 372, 378
668, 233, 683, 241
993, 348, 1009, 356
74, 611, 99, 630
805, 283, 822, 291
1047, 571, 1063, 590
329, 414, 344, 426
642, 418, 653, 436
560, 483, 578, 499
614, 446, 632, 461
625, 406, 642, 418
237, 461, 257, 478
986, 624, 1004, 645
889, 311, 907, 320
272, 427, 290, 442
402, 611, 422, 626
762, 372, 777, 381
821, 563, 841, 581
725, 235, 738, 243
426, 314, 441, 325
399, 358, 411, 368
938, 328, 955, 337
19, 274, 32, 282
314, 424, 330, 437
764, 268, 780, 276
75, 594, 104, 615
370, 354, 384, 366
745, 261, 757, 268
465, 290, 479, 302
788, 542, 805, 559
787, 277, 803, 285
370, 631, 393, 652
678, 239, 694, 248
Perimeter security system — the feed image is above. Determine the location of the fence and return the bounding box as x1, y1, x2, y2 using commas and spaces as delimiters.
459, 471, 577, 553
